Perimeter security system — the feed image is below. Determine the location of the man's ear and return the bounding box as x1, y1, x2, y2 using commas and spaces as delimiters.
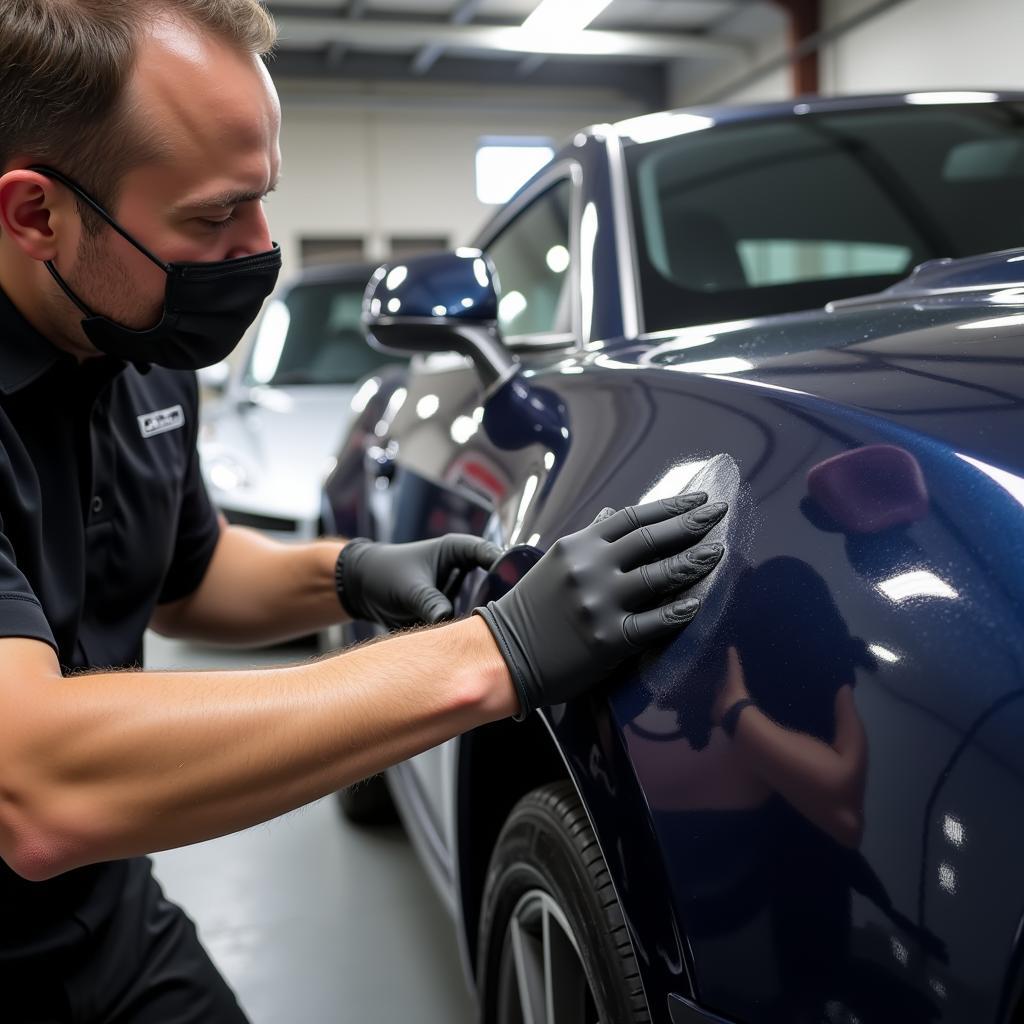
0, 169, 72, 262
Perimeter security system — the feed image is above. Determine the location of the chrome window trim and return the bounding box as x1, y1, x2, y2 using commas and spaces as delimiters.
606, 129, 644, 340
475, 159, 584, 352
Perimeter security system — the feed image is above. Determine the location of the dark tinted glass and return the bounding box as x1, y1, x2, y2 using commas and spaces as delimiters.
486, 180, 573, 337
245, 279, 405, 386
627, 102, 1024, 333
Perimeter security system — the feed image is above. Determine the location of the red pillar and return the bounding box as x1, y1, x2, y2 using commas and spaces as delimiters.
775, 0, 821, 96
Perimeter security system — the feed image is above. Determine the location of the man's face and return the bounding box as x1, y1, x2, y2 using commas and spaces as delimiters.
67, 15, 281, 333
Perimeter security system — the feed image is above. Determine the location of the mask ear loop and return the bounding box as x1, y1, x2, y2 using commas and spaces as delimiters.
42, 259, 94, 316
27, 165, 172, 273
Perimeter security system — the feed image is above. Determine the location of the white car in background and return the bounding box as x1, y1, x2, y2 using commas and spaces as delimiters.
198, 262, 404, 545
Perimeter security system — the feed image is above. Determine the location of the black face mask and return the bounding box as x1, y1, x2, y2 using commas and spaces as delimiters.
30, 165, 281, 371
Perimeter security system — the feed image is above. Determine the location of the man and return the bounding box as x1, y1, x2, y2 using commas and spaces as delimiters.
0, 2, 728, 1020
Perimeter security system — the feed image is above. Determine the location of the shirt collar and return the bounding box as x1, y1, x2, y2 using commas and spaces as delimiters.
0, 284, 64, 394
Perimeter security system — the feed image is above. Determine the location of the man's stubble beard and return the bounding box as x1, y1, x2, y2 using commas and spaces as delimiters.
53, 225, 165, 353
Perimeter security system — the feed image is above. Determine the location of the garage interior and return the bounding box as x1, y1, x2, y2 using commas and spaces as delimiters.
140, 0, 1024, 1021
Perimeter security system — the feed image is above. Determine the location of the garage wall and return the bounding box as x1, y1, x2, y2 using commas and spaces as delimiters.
269, 85, 640, 284
669, 0, 1024, 107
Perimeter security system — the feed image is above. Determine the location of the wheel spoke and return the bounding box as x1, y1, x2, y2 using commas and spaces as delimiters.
511, 913, 546, 1024
544, 901, 588, 1023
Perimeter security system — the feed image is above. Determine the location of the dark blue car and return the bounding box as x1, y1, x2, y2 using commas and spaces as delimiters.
323, 92, 1024, 1024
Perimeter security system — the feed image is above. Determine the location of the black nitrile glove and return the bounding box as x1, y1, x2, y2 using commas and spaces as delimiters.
337, 535, 503, 629
474, 491, 728, 720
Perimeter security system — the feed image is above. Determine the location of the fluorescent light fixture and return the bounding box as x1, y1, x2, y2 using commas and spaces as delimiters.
350, 376, 380, 414
522, 0, 613, 35
546, 245, 570, 274
416, 395, 440, 419
956, 452, 1024, 508
905, 91, 999, 105
670, 356, 754, 375
615, 111, 715, 145
509, 474, 540, 546
449, 415, 478, 444
499, 290, 528, 324
868, 643, 899, 664
385, 265, 407, 290
876, 570, 958, 603
580, 202, 599, 342
956, 313, 1024, 330
476, 141, 554, 204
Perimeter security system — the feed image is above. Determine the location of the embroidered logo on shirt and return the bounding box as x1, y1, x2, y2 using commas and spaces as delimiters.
137, 404, 185, 438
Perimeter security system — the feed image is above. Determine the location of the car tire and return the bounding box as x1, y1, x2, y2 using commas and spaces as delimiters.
477, 780, 651, 1024
335, 773, 399, 826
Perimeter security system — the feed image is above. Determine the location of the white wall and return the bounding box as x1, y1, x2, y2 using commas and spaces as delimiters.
820, 0, 1024, 96
669, 0, 1024, 108
269, 83, 642, 284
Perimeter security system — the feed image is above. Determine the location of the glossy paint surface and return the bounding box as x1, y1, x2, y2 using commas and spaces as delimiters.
323, 98, 1024, 1024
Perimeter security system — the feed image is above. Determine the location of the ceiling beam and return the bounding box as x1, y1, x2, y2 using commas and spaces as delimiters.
411, 0, 487, 76
270, 50, 669, 109
273, 15, 745, 60
348, 0, 370, 18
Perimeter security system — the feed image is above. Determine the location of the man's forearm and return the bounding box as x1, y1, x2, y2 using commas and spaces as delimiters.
1, 617, 516, 881
151, 524, 348, 645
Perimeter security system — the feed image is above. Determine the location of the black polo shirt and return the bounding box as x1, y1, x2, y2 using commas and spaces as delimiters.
0, 285, 221, 960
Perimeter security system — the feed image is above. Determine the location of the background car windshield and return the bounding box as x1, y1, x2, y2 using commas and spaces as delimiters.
245, 279, 401, 386
627, 101, 1024, 333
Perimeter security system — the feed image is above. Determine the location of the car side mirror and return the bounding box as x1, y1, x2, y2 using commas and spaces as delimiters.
362, 249, 517, 390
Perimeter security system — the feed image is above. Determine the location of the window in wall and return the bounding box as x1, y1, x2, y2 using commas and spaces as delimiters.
486, 179, 573, 338
389, 236, 449, 258
476, 136, 556, 205
300, 237, 366, 268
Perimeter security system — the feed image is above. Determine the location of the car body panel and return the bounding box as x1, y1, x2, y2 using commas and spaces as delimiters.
324, 93, 1024, 1024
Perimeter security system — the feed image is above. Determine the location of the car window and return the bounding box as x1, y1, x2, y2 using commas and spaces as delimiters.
245, 279, 404, 386
486, 179, 573, 338
626, 102, 1024, 334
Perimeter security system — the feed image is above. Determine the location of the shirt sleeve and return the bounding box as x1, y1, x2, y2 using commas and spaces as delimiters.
0, 525, 58, 651
157, 379, 222, 605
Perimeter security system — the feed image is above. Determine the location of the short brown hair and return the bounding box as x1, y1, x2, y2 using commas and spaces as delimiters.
0, 1, 277, 218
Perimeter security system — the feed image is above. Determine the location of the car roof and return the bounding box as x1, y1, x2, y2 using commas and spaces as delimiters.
604, 90, 1024, 145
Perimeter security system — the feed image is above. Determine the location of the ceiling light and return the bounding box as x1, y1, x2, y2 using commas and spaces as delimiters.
522, 0, 614, 35
876, 570, 958, 603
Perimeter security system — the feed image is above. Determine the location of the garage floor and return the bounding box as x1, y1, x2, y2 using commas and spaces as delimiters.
145, 633, 476, 1024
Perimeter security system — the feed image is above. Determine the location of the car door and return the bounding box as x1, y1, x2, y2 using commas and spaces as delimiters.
380, 166, 583, 868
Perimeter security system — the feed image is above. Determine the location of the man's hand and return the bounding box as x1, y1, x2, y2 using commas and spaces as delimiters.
475, 491, 728, 720
336, 535, 503, 628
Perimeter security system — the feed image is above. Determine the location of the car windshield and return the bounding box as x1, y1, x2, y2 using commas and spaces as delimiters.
244, 278, 403, 387
626, 101, 1024, 334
